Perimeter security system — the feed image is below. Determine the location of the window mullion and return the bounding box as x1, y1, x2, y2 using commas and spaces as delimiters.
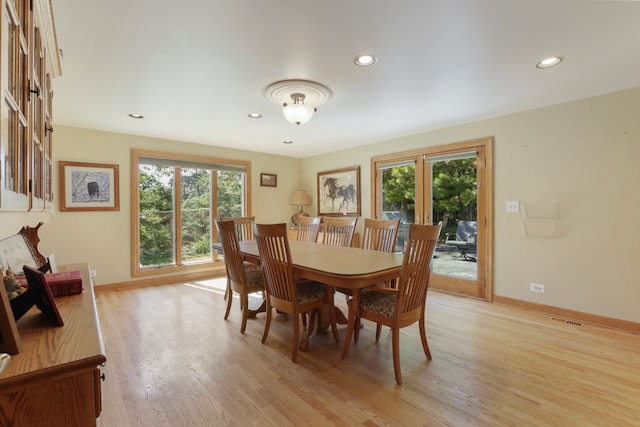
174, 167, 183, 266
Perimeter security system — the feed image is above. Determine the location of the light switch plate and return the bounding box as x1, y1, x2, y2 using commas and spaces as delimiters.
506, 200, 520, 213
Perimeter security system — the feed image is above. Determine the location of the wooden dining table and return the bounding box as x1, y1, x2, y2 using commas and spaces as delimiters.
238, 239, 403, 288
237, 239, 404, 329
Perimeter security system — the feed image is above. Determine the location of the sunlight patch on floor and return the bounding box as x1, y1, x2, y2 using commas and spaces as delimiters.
183, 277, 227, 295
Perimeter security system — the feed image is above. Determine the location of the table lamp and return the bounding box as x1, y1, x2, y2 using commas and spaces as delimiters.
289, 190, 311, 226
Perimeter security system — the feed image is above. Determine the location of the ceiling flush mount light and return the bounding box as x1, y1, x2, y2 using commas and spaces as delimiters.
128, 113, 144, 119
248, 113, 262, 119
354, 54, 377, 67
265, 79, 332, 125
536, 56, 564, 69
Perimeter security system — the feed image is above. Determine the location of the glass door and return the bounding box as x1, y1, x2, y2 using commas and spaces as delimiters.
427, 151, 483, 298
373, 138, 492, 300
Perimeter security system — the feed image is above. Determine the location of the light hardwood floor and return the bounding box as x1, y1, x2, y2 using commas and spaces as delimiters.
95, 278, 640, 426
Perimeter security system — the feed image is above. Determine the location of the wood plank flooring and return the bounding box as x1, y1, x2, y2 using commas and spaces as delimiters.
94, 278, 640, 426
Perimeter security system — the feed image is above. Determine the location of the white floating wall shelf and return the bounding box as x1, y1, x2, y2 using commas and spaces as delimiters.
521, 202, 559, 239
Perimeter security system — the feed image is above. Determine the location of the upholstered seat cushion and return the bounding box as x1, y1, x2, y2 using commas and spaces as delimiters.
243, 261, 262, 271
360, 290, 396, 317
243, 262, 264, 289
296, 282, 327, 304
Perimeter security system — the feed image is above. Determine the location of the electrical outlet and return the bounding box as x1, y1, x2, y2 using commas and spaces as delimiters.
90, 270, 97, 277
506, 200, 520, 213
530, 283, 545, 293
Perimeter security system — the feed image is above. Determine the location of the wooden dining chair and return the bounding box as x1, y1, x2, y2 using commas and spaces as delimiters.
320, 216, 358, 247
220, 216, 256, 301
341, 223, 441, 385
296, 216, 321, 243
221, 216, 255, 241
253, 223, 339, 362
215, 220, 265, 334
361, 218, 401, 252
351, 218, 402, 336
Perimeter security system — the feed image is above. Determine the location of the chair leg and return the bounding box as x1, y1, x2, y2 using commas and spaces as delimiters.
329, 304, 339, 343
301, 309, 320, 352
341, 301, 356, 359
261, 305, 272, 344
354, 315, 361, 343
291, 311, 300, 362
224, 286, 233, 320
224, 277, 230, 300
240, 293, 249, 334
418, 316, 432, 360
375, 323, 383, 341
392, 327, 403, 385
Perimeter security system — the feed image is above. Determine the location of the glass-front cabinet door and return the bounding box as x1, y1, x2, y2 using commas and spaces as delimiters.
1, 0, 60, 211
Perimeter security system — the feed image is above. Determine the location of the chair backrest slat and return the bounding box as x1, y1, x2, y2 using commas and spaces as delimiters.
321, 216, 358, 247
362, 218, 400, 252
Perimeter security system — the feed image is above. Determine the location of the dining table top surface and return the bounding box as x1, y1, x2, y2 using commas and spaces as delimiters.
237, 239, 404, 289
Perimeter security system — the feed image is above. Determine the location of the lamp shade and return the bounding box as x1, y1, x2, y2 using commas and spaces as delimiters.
289, 190, 311, 206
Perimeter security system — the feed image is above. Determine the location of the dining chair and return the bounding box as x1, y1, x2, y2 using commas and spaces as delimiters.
220, 216, 256, 301
253, 222, 339, 362
221, 216, 255, 241
341, 223, 441, 385
320, 216, 358, 247
215, 220, 265, 334
336, 218, 399, 305
296, 216, 321, 243
361, 218, 401, 252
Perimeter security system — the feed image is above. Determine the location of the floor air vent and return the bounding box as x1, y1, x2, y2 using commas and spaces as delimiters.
551, 316, 582, 327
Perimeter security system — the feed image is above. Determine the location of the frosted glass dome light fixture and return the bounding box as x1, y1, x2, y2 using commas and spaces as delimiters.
265, 79, 332, 125
282, 93, 315, 125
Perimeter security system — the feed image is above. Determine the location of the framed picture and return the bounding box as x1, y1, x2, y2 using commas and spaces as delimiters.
59, 161, 120, 211
260, 173, 277, 187
317, 166, 361, 216
22, 266, 64, 327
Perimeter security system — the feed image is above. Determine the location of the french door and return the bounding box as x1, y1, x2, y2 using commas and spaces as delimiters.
372, 137, 493, 300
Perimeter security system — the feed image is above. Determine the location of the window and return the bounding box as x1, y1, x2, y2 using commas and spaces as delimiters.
131, 149, 251, 277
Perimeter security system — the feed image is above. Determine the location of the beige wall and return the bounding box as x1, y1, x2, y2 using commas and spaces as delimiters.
301, 87, 640, 323
1, 87, 638, 323
32, 126, 301, 285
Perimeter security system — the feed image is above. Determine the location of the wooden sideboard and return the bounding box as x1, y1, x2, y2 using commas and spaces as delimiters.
0, 263, 106, 426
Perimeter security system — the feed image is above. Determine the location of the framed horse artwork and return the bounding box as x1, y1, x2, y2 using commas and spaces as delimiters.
317, 166, 360, 216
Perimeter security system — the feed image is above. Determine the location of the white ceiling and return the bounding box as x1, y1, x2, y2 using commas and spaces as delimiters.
51, 0, 640, 158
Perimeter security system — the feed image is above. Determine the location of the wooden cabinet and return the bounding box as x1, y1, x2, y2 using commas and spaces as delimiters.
0, 264, 106, 426
0, 0, 61, 211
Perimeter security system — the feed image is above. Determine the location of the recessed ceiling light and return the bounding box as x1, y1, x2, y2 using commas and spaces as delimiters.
354, 54, 377, 67
283, 140, 293, 144
248, 113, 262, 119
536, 56, 564, 69
128, 113, 144, 119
